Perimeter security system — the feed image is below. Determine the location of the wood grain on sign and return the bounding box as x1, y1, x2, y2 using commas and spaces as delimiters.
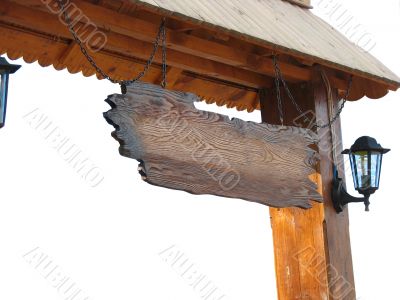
104, 82, 322, 208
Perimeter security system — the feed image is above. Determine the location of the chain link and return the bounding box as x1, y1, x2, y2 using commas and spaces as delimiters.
161, 22, 167, 88
122, 18, 166, 90
274, 63, 284, 126
272, 55, 353, 129
57, 0, 167, 93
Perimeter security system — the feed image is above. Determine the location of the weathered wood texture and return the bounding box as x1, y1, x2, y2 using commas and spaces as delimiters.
104, 81, 322, 208
261, 68, 355, 299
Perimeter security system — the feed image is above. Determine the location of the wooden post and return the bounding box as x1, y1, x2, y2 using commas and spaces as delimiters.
260, 67, 356, 300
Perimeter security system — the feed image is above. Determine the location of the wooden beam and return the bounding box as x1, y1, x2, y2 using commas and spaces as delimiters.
0, 24, 258, 111
162, 67, 183, 88
21, 0, 391, 96
0, 0, 272, 89
260, 67, 356, 299
3, 0, 389, 101
173, 27, 199, 33
172, 74, 259, 112
10, 0, 313, 82
1, 0, 387, 109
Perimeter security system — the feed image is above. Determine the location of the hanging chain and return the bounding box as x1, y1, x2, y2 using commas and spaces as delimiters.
272, 55, 353, 129
161, 22, 167, 89
274, 66, 284, 126
56, 0, 167, 92
320, 69, 352, 129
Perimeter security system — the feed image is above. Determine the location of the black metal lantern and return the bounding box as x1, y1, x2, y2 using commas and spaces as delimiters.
332, 136, 390, 213
0, 57, 21, 128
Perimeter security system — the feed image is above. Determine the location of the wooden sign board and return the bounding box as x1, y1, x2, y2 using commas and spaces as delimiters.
104, 82, 322, 208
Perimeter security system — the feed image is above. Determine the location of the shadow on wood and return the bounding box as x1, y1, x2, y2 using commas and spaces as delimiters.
104, 81, 322, 208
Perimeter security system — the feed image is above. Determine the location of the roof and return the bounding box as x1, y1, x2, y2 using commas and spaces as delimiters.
0, 0, 398, 112
134, 0, 400, 89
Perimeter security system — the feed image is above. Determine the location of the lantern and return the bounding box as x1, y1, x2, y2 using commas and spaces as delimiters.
0, 57, 21, 128
332, 136, 390, 213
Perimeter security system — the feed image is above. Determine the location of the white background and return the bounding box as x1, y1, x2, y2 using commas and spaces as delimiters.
1, 1, 399, 299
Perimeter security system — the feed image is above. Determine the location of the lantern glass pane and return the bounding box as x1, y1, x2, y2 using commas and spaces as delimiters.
0, 73, 8, 127
370, 151, 382, 188
352, 151, 370, 190
349, 153, 358, 189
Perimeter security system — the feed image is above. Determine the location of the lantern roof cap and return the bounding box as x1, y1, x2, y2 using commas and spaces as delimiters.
342, 136, 390, 154
0, 57, 21, 74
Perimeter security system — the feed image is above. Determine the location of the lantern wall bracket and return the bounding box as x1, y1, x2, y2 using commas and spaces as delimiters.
332, 165, 371, 213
